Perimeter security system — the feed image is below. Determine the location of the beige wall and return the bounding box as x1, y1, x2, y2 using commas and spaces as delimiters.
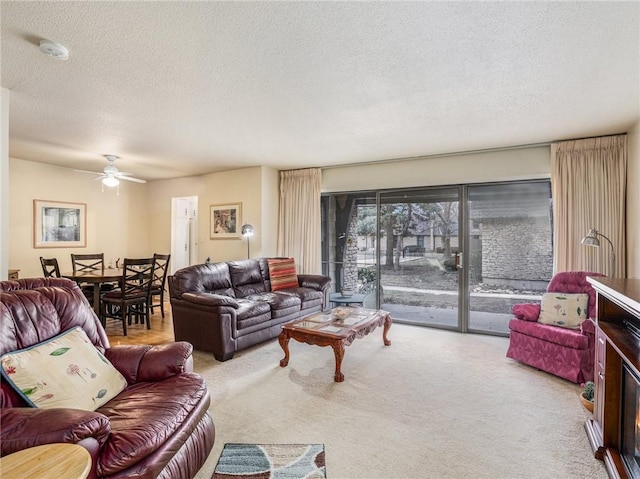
627, 120, 640, 278
260, 167, 280, 256
146, 166, 280, 265
321, 146, 550, 192
9, 158, 150, 278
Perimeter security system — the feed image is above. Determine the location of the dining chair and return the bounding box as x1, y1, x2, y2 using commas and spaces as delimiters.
150, 253, 171, 319
39, 257, 61, 278
71, 252, 117, 293
101, 258, 155, 335
71, 253, 106, 274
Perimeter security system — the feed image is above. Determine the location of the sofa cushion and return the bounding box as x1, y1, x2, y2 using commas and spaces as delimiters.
235, 299, 272, 329
539, 293, 588, 329
96, 372, 208, 476
277, 287, 324, 309
508, 319, 589, 349
245, 292, 301, 318
0, 327, 127, 411
267, 258, 299, 292
229, 260, 268, 297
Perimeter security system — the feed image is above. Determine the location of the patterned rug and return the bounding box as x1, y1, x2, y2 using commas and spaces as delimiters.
213, 443, 326, 479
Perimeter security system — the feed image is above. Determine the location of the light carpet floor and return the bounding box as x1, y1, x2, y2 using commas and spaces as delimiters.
193, 323, 607, 479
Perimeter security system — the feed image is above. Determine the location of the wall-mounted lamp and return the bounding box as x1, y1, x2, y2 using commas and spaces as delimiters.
581, 228, 616, 276
241, 224, 255, 259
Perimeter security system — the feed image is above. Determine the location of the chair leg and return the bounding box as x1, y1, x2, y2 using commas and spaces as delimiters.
121, 304, 127, 336
160, 293, 165, 319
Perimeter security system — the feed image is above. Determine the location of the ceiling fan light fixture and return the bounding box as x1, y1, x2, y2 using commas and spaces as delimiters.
102, 176, 119, 187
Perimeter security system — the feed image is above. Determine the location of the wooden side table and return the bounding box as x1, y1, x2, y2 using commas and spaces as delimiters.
0, 443, 91, 479
8, 269, 19, 280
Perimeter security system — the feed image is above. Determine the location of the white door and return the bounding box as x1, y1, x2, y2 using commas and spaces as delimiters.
171, 196, 198, 274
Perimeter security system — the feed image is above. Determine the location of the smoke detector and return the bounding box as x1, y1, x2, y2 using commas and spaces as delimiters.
39, 40, 69, 60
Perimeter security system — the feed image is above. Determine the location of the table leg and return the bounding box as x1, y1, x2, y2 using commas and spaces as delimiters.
331, 341, 345, 382
383, 315, 392, 346
279, 331, 291, 367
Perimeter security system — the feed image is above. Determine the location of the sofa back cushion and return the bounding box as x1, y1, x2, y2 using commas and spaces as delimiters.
228, 259, 267, 298
169, 262, 235, 298
0, 279, 109, 355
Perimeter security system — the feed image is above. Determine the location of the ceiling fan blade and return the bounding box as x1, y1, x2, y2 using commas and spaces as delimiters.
73, 169, 103, 175
118, 176, 147, 184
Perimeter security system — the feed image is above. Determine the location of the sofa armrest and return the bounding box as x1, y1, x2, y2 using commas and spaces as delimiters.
105, 342, 194, 384
512, 303, 540, 322
0, 407, 110, 456
182, 292, 239, 308
298, 274, 332, 291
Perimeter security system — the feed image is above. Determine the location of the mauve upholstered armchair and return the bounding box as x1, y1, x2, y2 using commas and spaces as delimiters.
506, 271, 604, 384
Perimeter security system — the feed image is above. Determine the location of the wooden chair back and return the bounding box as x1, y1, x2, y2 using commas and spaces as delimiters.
121, 258, 155, 300
71, 253, 105, 274
39, 257, 61, 278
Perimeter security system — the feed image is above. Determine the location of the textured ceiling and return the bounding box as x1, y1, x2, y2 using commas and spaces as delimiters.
1, 1, 639, 181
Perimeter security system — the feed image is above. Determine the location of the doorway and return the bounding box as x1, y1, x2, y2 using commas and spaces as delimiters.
171, 196, 198, 274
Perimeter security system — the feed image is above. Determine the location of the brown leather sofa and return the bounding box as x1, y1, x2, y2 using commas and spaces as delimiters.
168, 258, 332, 361
0, 278, 215, 479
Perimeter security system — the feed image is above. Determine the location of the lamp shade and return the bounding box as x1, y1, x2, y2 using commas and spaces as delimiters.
580, 229, 600, 247
241, 224, 254, 237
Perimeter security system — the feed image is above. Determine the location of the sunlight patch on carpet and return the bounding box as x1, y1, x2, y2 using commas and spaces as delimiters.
213, 443, 326, 478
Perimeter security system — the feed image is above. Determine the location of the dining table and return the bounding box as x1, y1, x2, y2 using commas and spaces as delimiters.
61, 268, 122, 316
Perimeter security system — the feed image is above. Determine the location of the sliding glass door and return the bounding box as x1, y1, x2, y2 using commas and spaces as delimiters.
321, 180, 553, 336
466, 181, 552, 334
377, 187, 461, 330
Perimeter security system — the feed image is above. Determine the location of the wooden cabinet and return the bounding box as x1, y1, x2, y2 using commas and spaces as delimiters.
585, 277, 640, 479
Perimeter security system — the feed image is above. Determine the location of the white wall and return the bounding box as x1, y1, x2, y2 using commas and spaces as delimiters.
9, 158, 149, 278
627, 120, 640, 278
321, 146, 550, 192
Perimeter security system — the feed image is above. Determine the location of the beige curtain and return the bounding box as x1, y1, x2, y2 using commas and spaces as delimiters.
551, 135, 626, 277
277, 168, 322, 274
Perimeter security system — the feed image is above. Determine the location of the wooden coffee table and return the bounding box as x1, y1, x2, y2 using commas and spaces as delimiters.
278, 307, 392, 382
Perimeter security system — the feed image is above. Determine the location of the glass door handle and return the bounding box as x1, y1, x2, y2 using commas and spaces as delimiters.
455, 252, 463, 270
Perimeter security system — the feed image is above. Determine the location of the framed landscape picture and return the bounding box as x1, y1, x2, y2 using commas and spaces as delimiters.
210, 202, 241, 239
33, 200, 87, 248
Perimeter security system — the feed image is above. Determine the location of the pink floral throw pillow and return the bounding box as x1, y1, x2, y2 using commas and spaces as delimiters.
538, 293, 589, 329
0, 327, 127, 410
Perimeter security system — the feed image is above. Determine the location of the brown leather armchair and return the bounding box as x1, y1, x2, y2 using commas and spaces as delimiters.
0, 278, 215, 479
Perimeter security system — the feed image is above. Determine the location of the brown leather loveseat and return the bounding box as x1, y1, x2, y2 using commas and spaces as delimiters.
0, 278, 215, 479
168, 258, 332, 361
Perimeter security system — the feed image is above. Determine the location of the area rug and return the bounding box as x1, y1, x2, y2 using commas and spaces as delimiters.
212, 443, 326, 479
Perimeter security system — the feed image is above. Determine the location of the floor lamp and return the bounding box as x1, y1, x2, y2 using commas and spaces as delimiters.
581, 228, 616, 276
241, 224, 254, 259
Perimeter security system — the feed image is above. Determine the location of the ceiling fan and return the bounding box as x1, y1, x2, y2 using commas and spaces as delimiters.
75, 155, 147, 189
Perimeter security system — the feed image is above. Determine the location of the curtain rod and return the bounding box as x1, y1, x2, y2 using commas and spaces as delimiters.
320, 132, 627, 171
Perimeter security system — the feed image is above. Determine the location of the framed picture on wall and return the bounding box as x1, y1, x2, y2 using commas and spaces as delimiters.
210, 202, 242, 239
33, 200, 87, 248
